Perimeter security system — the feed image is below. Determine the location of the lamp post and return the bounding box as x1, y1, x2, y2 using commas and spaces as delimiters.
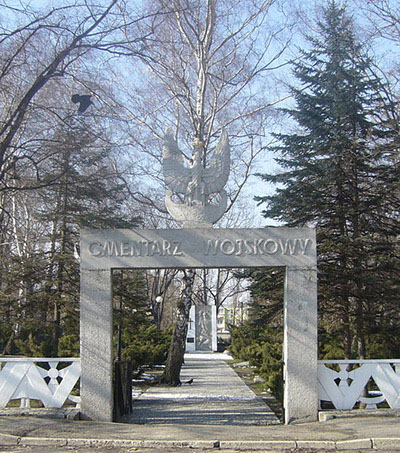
155, 295, 163, 328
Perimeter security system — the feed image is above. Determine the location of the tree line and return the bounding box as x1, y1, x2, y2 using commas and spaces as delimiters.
232, 2, 399, 389
0, 0, 398, 386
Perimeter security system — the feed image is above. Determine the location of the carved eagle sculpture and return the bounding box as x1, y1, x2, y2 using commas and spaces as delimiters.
162, 129, 231, 227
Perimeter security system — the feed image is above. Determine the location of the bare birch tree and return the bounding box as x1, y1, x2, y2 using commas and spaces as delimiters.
0, 0, 158, 196
0, 0, 163, 354
357, 0, 400, 44
107, 0, 291, 217
118, 0, 291, 384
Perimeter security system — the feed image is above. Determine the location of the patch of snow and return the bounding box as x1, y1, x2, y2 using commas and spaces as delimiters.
140, 374, 155, 380
139, 394, 258, 401
184, 352, 233, 361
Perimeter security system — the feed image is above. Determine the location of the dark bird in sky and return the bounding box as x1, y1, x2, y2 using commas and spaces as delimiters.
183, 378, 194, 385
71, 94, 92, 113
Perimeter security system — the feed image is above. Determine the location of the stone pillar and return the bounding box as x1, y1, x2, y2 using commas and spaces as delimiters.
80, 268, 113, 421
283, 266, 318, 424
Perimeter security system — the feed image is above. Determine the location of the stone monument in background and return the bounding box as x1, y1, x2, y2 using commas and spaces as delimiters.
186, 305, 217, 352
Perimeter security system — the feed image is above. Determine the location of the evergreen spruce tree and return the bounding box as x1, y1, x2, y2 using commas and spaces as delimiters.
39, 120, 142, 356
256, 1, 399, 359
3, 118, 142, 357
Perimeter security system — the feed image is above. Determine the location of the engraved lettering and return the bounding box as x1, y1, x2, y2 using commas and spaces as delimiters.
151, 241, 162, 256
131, 241, 141, 256
296, 238, 311, 255
89, 242, 103, 256
221, 239, 236, 255
88, 236, 313, 259
172, 241, 183, 256
263, 239, 280, 254
120, 242, 131, 256
244, 239, 254, 255
141, 241, 149, 256
204, 239, 219, 256
235, 239, 244, 256
255, 239, 264, 254
103, 240, 120, 256
162, 240, 172, 256
279, 239, 296, 255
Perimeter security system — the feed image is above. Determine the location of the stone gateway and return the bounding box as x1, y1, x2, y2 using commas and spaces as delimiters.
80, 227, 317, 424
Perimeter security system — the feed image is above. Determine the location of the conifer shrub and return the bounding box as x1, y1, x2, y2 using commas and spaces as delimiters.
14, 321, 54, 357
0, 322, 12, 353
58, 334, 80, 357
229, 322, 283, 402
121, 325, 172, 370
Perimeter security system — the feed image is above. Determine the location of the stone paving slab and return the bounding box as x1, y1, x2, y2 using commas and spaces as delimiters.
140, 359, 258, 397
126, 397, 278, 425
0, 414, 398, 442
125, 359, 278, 425
1, 416, 400, 450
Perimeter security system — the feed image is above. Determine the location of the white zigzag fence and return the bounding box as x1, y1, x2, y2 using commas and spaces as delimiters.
318, 360, 400, 410
0, 358, 80, 409
1, 357, 400, 412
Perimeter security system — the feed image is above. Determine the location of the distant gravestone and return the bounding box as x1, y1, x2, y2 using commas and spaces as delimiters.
195, 305, 213, 351
186, 305, 217, 352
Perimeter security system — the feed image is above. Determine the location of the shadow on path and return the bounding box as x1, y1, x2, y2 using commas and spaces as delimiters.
124, 358, 279, 425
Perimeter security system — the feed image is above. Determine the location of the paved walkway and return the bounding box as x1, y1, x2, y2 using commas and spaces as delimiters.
125, 358, 279, 425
